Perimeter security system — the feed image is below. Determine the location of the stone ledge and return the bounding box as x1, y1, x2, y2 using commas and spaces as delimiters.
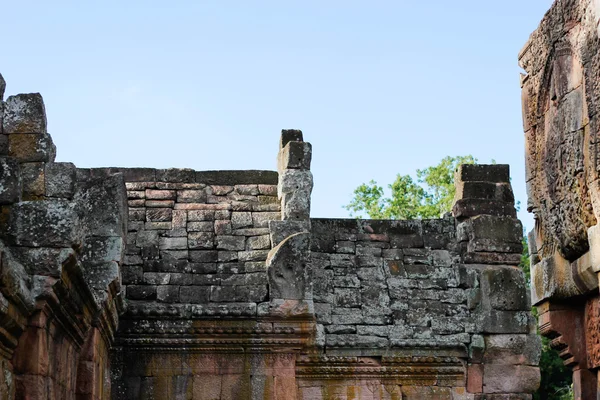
78, 168, 278, 185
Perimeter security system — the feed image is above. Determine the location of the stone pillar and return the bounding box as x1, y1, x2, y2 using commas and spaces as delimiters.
453, 164, 541, 397
265, 130, 314, 317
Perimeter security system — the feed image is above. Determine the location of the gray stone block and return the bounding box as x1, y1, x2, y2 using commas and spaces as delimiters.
8, 133, 55, 163
482, 266, 529, 311
210, 286, 236, 302
483, 334, 542, 365
75, 173, 128, 238
188, 232, 214, 249
45, 162, 76, 199
6, 200, 80, 247
0, 157, 21, 204
216, 235, 245, 250
280, 129, 303, 148
456, 164, 510, 183
0, 134, 7, 155
266, 232, 310, 300
0, 73, 5, 101
269, 220, 309, 247
127, 285, 157, 300
81, 236, 124, 264
3, 93, 47, 133
20, 162, 44, 199
278, 141, 312, 171
180, 286, 210, 303
9, 246, 75, 277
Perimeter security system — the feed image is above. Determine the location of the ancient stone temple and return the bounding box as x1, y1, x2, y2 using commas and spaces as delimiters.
521, 0, 600, 398
0, 76, 538, 398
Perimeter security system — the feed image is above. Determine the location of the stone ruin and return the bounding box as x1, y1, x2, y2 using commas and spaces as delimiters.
521, 0, 600, 398
0, 72, 539, 400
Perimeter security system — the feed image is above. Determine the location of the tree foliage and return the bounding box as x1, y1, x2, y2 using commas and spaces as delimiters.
345, 156, 476, 219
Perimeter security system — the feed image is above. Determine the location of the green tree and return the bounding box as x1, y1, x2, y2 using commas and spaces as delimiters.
346, 155, 573, 399
345, 155, 476, 219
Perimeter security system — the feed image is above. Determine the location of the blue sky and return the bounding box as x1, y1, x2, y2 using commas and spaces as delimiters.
2, 1, 554, 230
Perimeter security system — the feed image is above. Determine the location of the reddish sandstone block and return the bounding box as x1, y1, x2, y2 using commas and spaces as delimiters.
13, 327, 49, 376
15, 374, 48, 399
467, 364, 484, 393
274, 377, 297, 400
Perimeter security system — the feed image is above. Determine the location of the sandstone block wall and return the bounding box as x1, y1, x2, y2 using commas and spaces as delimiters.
0, 73, 540, 399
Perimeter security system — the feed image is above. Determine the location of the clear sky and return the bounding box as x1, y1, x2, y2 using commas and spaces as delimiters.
2, 1, 554, 230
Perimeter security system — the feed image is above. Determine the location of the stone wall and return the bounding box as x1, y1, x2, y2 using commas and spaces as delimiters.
0, 75, 126, 399
0, 72, 540, 399
520, 0, 600, 398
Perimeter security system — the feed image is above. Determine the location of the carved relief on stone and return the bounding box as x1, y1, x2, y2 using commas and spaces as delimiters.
585, 296, 600, 369
524, 36, 596, 262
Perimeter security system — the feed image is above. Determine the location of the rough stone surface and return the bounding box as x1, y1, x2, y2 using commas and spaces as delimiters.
0, 83, 539, 399
522, 2, 600, 398
2, 93, 47, 134
0, 157, 21, 204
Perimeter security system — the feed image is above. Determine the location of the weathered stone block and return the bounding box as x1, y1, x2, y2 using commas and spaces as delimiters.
457, 215, 522, 244
188, 232, 214, 249
281, 190, 312, 220
187, 221, 212, 232
453, 199, 516, 219
0, 156, 21, 204
238, 250, 269, 262
253, 212, 281, 228
75, 173, 127, 238
216, 235, 245, 250
6, 200, 80, 247
189, 250, 218, 263
159, 237, 187, 250
476, 310, 531, 334
45, 162, 76, 198
278, 141, 312, 171
122, 266, 143, 284
20, 162, 44, 199
156, 168, 195, 183
456, 164, 510, 183
0, 73, 5, 101
482, 267, 529, 311
170, 273, 192, 285
157, 285, 179, 303
247, 235, 270, 250
483, 365, 540, 394
180, 286, 210, 303
280, 129, 303, 148
177, 189, 206, 203
235, 285, 268, 302
142, 272, 170, 285
8, 133, 55, 163
231, 212, 252, 229
210, 285, 236, 302
9, 247, 75, 277
266, 232, 310, 300
0, 135, 7, 155
278, 169, 313, 198
127, 285, 157, 300
483, 334, 542, 365
81, 236, 124, 264
3, 93, 47, 133
188, 210, 214, 221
